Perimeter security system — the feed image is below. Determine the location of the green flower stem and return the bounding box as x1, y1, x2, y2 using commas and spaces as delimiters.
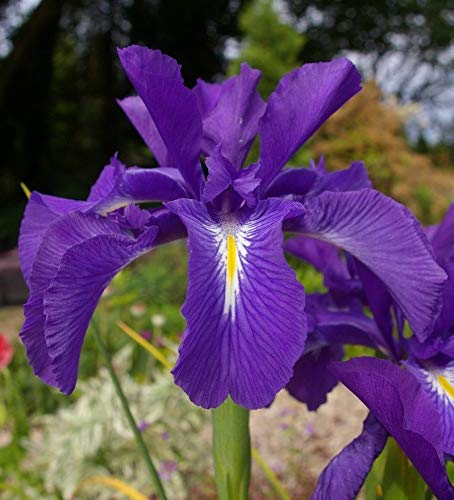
212, 397, 251, 500
92, 323, 168, 500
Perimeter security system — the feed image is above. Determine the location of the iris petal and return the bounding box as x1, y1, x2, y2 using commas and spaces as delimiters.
286, 344, 343, 411
287, 189, 446, 341
266, 160, 370, 198
285, 236, 356, 294
407, 358, 454, 455
20, 212, 124, 385
193, 78, 223, 117
312, 413, 388, 500
305, 296, 384, 351
202, 146, 260, 207
430, 203, 454, 262
258, 58, 361, 189
43, 226, 157, 394
201, 63, 265, 169
89, 166, 190, 213
19, 155, 188, 288
332, 357, 454, 500
118, 45, 203, 197
433, 250, 454, 335
117, 96, 171, 166
19, 193, 86, 286
166, 198, 306, 409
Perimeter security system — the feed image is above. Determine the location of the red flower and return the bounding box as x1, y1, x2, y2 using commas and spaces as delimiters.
0, 335, 13, 370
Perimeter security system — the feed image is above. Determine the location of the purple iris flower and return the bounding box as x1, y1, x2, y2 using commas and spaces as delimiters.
286, 205, 454, 498
18, 45, 445, 411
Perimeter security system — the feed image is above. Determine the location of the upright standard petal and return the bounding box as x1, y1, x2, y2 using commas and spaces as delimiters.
193, 79, 223, 117
258, 58, 361, 189
117, 96, 171, 166
202, 64, 265, 169
202, 146, 260, 208
332, 357, 454, 500
166, 198, 307, 409
43, 225, 158, 394
118, 45, 203, 197
287, 189, 446, 341
312, 414, 388, 500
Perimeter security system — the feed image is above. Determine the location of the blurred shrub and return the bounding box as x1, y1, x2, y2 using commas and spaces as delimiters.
311, 82, 454, 223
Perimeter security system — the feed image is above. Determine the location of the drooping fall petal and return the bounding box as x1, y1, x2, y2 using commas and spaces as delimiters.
166, 198, 307, 409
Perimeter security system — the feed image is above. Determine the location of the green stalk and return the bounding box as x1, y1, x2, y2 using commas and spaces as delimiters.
212, 397, 251, 500
92, 324, 168, 500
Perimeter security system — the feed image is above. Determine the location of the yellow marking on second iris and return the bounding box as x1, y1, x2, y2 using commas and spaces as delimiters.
226, 235, 237, 283
437, 374, 454, 398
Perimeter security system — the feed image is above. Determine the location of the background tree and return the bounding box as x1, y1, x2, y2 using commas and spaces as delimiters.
0, 0, 452, 249
230, 0, 454, 224
228, 0, 304, 98
0, 0, 62, 249
0, 0, 250, 249
285, 0, 454, 143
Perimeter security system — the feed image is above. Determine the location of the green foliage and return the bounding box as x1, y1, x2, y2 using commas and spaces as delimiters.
413, 186, 434, 225
365, 439, 432, 499
0, 348, 72, 489
285, 253, 325, 294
